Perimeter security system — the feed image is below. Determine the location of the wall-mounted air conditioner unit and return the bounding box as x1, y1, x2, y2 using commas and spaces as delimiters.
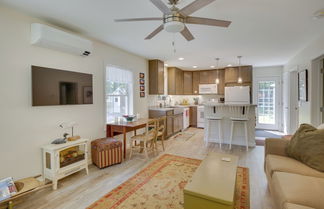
31, 23, 93, 56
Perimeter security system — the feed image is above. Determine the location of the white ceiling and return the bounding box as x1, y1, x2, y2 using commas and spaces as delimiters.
1, 0, 324, 69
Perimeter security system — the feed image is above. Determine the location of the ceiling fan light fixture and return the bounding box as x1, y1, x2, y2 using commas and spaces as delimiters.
164, 21, 185, 33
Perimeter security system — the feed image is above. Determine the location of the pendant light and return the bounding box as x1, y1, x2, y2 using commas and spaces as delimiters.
237, 56, 243, 84
215, 58, 220, 84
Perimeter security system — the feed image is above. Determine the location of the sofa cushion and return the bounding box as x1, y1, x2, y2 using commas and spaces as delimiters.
272, 172, 324, 209
266, 154, 324, 179
284, 203, 315, 209
286, 124, 324, 172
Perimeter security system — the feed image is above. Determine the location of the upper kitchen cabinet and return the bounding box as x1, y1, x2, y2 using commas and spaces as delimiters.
199, 71, 210, 84
239, 66, 253, 83
208, 70, 218, 84
149, 59, 164, 95
183, 71, 193, 95
224, 66, 252, 84
192, 71, 200, 95
168, 67, 184, 95
224, 67, 239, 84
216, 69, 225, 95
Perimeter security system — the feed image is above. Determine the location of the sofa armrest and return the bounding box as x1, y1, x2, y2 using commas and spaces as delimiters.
264, 138, 290, 172
265, 138, 289, 158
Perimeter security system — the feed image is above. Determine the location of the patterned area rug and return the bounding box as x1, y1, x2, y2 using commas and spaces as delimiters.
88, 154, 249, 209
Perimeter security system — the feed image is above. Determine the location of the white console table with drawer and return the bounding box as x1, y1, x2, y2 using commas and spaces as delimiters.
42, 139, 89, 190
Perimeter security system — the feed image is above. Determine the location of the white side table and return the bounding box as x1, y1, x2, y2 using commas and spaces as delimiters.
42, 139, 89, 190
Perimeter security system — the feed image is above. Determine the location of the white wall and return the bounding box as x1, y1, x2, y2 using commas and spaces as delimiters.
253, 66, 283, 130
0, 6, 148, 179
284, 33, 324, 126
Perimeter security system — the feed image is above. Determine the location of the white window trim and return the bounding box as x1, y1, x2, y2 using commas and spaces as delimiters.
105, 65, 134, 123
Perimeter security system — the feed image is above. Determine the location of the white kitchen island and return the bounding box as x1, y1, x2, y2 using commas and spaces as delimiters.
204, 102, 256, 148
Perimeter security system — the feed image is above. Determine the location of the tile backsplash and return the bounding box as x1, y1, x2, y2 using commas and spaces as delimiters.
148, 95, 223, 107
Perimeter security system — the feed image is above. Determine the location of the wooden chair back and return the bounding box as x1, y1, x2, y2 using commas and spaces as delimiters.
157, 116, 166, 134
145, 119, 158, 141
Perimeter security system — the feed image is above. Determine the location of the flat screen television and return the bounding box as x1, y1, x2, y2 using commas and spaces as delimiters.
32, 65, 93, 106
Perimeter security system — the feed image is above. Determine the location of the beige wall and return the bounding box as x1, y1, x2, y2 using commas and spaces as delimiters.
0, 6, 148, 179
284, 33, 324, 125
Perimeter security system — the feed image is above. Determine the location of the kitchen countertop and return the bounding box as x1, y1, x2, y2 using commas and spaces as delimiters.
149, 105, 201, 111
204, 102, 257, 107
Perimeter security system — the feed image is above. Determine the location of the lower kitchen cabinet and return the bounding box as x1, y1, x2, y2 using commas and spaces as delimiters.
189, 106, 197, 127
149, 109, 182, 138
166, 115, 173, 137
173, 114, 183, 133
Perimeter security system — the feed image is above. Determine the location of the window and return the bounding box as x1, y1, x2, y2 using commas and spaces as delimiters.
257, 81, 276, 124
106, 66, 133, 122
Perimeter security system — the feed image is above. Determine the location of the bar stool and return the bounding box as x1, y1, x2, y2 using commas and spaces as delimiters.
229, 105, 250, 151
205, 106, 223, 148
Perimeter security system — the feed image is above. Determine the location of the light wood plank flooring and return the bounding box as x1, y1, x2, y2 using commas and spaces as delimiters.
14, 128, 275, 209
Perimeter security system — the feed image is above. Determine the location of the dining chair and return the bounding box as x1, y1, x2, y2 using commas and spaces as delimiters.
156, 116, 166, 151
129, 119, 158, 159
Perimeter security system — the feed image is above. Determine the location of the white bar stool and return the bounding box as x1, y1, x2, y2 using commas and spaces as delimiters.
205, 106, 223, 148
229, 105, 250, 151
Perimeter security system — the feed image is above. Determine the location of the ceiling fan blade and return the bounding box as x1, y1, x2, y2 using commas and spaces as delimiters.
145, 25, 164, 40
180, 26, 195, 41
179, 0, 215, 16
186, 16, 231, 27
150, 0, 171, 14
115, 17, 163, 22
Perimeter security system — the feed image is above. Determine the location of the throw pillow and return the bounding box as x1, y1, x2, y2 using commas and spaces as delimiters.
286, 123, 324, 172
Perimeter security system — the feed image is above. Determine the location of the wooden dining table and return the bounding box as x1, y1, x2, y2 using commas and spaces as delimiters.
106, 118, 153, 159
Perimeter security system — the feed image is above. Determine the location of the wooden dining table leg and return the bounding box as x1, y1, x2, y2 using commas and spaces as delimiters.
123, 127, 127, 159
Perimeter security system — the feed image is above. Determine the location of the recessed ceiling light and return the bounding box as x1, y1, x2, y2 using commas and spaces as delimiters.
227, 64, 232, 67
193, 66, 198, 68
178, 57, 184, 61
210, 65, 215, 68
164, 63, 168, 67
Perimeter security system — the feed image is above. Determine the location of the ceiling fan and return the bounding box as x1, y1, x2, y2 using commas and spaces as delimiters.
115, 0, 231, 41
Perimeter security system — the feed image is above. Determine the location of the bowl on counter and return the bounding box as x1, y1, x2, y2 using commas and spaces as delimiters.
123, 115, 136, 122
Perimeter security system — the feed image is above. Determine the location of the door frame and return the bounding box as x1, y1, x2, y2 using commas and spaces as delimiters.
255, 76, 281, 130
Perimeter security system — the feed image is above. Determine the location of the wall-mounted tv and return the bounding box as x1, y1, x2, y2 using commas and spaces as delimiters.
32, 66, 93, 106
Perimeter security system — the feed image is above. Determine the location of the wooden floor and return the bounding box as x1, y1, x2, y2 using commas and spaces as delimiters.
14, 128, 275, 209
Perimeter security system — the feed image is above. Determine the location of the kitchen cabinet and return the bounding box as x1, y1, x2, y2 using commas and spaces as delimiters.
217, 69, 225, 95
192, 71, 200, 95
225, 67, 239, 84
149, 109, 174, 138
208, 70, 217, 84
183, 71, 193, 95
168, 67, 184, 95
224, 66, 252, 84
199, 71, 210, 84
149, 59, 164, 95
189, 106, 197, 127
239, 66, 253, 83
173, 113, 183, 133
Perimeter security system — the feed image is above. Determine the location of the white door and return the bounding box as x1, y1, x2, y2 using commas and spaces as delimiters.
283, 71, 299, 134
256, 77, 280, 130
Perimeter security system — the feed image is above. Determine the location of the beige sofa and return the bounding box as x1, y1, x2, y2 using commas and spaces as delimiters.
264, 138, 324, 209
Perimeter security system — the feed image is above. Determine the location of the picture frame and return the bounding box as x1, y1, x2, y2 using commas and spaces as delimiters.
139, 79, 145, 85
298, 69, 308, 102
139, 72, 145, 79
140, 92, 145, 98
140, 85, 145, 91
